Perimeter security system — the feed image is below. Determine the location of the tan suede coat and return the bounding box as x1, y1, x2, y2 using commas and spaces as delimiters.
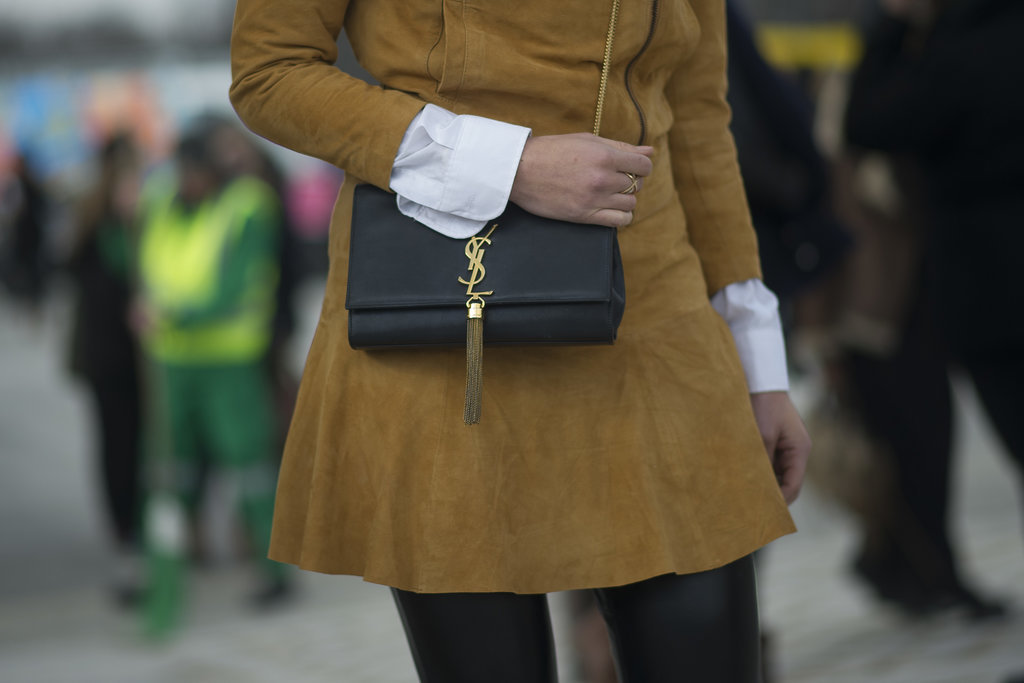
230, 0, 795, 593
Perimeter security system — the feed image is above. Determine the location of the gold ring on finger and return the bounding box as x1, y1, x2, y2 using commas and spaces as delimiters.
619, 171, 639, 195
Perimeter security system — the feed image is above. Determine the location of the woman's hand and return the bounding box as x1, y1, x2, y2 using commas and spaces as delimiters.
509, 133, 654, 228
749, 391, 811, 505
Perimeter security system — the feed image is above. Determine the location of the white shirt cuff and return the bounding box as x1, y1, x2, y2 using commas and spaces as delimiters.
710, 279, 790, 393
389, 103, 531, 239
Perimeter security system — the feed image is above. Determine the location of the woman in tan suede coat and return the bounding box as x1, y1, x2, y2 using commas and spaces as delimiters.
231, 0, 810, 679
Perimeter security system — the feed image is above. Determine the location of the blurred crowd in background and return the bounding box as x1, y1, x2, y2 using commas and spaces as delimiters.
1, 0, 1022, 680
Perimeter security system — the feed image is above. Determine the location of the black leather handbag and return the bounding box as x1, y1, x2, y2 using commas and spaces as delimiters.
345, 1, 626, 425
346, 184, 625, 423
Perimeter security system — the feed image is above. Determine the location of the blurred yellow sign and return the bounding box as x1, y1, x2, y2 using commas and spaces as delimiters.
756, 23, 863, 70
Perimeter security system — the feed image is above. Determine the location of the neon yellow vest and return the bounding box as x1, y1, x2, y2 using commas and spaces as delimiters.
139, 176, 279, 364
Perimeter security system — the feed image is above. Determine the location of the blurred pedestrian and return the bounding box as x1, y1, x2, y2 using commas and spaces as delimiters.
724, 5, 852, 679
726, 2, 851, 307
0, 153, 49, 312
820, 152, 1004, 619
134, 123, 290, 636
66, 133, 145, 605
150, 115, 302, 565
845, 0, 1024, 614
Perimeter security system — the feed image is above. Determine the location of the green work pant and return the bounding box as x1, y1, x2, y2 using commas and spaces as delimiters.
149, 361, 282, 580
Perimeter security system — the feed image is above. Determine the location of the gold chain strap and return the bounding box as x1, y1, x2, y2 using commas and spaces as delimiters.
463, 1, 621, 425
593, 0, 621, 136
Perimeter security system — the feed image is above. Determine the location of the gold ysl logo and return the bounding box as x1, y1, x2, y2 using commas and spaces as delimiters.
459, 224, 498, 306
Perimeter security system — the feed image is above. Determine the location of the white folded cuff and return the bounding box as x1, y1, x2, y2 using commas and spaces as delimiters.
390, 104, 531, 238
711, 279, 790, 393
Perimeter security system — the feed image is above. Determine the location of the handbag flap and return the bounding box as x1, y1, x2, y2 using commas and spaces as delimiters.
346, 184, 617, 310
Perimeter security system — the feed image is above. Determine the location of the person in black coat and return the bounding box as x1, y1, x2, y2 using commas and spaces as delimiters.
0, 154, 49, 309
726, 3, 851, 304
67, 134, 144, 603
847, 0, 1024, 359
845, 0, 1024, 619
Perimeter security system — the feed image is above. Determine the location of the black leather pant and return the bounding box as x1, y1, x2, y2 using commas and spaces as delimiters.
392, 555, 759, 683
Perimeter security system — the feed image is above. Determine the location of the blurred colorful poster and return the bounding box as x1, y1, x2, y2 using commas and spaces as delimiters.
0, 68, 218, 183
81, 72, 172, 161
5, 76, 90, 181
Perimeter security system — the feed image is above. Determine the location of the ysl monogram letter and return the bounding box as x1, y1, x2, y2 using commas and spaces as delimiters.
459, 224, 498, 302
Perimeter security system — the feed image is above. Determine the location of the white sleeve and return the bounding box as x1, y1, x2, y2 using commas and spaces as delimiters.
710, 279, 790, 393
389, 103, 532, 239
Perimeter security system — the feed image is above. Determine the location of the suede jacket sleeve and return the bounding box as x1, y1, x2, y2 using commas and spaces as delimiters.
666, 0, 763, 297
229, 0, 426, 189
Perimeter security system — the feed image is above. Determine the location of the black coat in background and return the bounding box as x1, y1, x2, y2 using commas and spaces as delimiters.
67, 219, 142, 547
0, 159, 48, 304
726, 2, 851, 301
845, 0, 1024, 354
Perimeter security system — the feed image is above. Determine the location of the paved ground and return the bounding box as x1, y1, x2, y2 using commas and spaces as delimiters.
1, 281, 1022, 683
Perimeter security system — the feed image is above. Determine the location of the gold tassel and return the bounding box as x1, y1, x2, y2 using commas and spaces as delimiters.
464, 302, 484, 425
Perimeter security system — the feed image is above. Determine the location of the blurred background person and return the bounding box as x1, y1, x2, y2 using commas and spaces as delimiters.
726, 1, 851, 311
133, 120, 290, 636
0, 153, 50, 314
65, 132, 145, 606
843, 0, 1024, 619
746, 0, 1014, 625
726, 4, 854, 678
154, 114, 302, 565
819, 149, 1006, 619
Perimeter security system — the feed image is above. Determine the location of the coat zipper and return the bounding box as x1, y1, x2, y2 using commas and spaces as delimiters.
593, 0, 622, 136
624, 0, 660, 145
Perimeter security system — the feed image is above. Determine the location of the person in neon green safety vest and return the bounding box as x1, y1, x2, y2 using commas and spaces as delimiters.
135, 125, 290, 636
